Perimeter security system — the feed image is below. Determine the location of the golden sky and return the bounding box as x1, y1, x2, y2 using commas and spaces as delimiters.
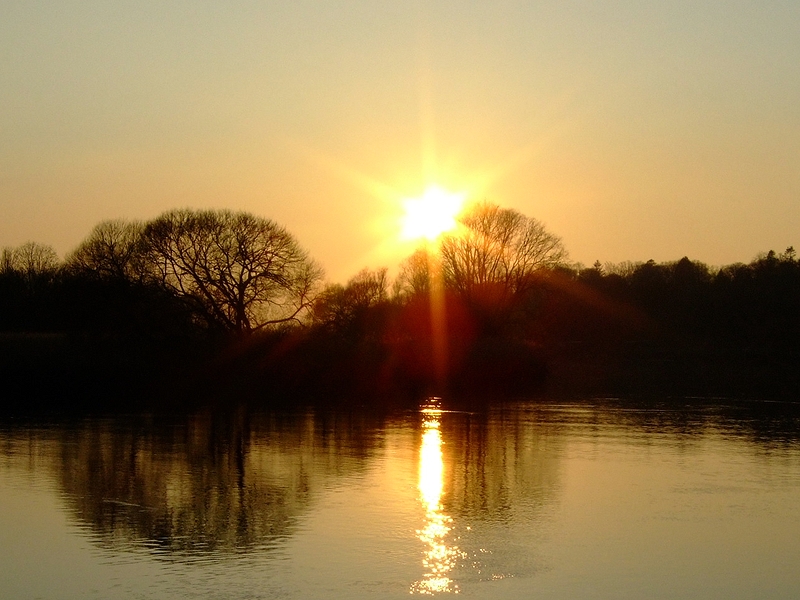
2, 1, 799, 281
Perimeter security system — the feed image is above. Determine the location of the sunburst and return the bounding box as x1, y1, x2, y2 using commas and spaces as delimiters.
400, 185, 466, 242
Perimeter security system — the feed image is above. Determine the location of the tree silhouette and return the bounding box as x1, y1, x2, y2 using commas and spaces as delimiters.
439, 202, 567, 307
312, 268, 389, 331
394, 247, 434, 299
142, 209, 323, 333
3, 242, 59, 280
66, 220, 146, 281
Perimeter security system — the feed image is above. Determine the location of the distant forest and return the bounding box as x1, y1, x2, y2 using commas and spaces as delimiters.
2, 204, 798, 408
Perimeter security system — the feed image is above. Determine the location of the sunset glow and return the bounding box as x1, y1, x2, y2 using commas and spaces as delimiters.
2, 1, 800, 599
400, 186, 466, 242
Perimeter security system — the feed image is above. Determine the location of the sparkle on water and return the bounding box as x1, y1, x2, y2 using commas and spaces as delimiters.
411, 398, 465, 594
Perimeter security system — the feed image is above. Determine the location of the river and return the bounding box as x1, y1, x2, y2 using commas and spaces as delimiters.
1, 397, 799, 599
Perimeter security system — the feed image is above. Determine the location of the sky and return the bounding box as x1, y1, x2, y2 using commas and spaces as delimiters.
2, 0, 799, 282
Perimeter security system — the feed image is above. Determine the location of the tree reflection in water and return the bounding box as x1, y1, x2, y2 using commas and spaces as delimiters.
411, 398, 465, 594
1, 398, 566, 588
35, 409, 381, 558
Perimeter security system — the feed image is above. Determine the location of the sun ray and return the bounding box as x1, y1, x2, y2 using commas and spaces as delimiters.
287, 139, 402, 202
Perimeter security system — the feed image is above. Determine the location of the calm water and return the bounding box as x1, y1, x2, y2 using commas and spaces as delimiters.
1, 398, 800, 599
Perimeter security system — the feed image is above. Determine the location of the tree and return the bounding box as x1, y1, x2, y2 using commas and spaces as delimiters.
312, 268, 389, 330
142, 209, 323, 333
393, 248, 434, 299
0, 247, 17, 275
66, 220, 146, 281
0, 242, 60, 331
439, 201, 567, 306
7, 242, 59, 277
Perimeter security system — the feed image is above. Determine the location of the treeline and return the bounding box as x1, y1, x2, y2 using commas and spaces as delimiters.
259, 246, 800, 402
532, 250, 800, 396
1, 203, 798, 407
550, 250, 800, 354
0, 209, 322, 405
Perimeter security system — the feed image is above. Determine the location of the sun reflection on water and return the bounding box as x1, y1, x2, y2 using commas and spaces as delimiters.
411, 398, 464, 595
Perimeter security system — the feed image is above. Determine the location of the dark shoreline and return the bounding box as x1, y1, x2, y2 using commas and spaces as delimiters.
2, 331, 797, 417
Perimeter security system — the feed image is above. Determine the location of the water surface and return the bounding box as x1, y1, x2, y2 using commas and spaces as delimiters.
1, 398, 799, 599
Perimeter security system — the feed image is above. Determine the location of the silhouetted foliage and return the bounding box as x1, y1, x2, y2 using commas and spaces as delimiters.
66, 219, 147, 282
440, 202, 567, 305
312, 268, 390, 334
393, 248, 433, 300
4, 241, 59, 278
2, 201, 799, 406
0, 242, 62, 331
143, 209, 323, 333
433, 202, 567, 337
0, 212, 325, 405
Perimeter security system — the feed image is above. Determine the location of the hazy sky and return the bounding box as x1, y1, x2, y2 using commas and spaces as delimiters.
2, 1, 799, 281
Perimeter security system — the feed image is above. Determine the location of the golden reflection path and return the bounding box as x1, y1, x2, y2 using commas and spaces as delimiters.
411, 399, 464, 594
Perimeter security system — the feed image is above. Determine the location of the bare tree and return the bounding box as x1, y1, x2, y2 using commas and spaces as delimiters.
439, 202, 566, 305
142, 209, 323, 332
312, 268, 389, 328
0, 247, 15, 274
393, 248, 433, 299
343, 267, 389, 307
6, 242, 60, 277
66, 220, 146, 281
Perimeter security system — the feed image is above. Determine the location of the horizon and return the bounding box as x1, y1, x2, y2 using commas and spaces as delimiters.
3, 200, 793, 285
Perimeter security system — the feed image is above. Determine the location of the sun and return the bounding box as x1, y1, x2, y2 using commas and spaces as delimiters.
400, 185, 466, 242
